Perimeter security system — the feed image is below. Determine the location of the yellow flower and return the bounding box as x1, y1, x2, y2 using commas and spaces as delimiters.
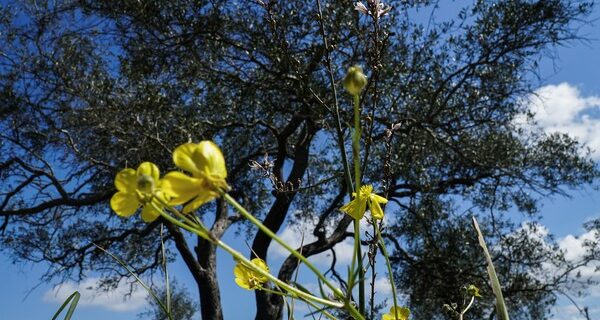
340, 185, 388, 220
162, 141, 229, 214
110, 162, 169, 222
342, 65, 367, 95
382, 306, 410, 320
233, 258, 270, 290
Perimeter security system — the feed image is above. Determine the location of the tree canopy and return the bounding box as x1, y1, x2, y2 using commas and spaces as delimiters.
0, 0, 598, 319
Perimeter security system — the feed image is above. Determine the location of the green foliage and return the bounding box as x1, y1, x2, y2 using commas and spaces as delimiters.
0, 0, 598, 319
138, 280, 198, 320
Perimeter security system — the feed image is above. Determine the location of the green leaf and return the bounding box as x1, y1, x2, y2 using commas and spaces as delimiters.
51, 291, 80, 320
472, 217, 510, 320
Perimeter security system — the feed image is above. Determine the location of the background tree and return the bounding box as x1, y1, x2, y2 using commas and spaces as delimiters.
138, 280, 199, 320
0, 0, 598, 319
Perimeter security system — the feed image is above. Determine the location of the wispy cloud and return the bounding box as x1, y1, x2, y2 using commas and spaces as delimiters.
507, 219, 600, 319
43, 277, 148, 312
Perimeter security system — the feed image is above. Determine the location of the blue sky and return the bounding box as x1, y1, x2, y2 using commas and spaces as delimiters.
2, 2, 600, 320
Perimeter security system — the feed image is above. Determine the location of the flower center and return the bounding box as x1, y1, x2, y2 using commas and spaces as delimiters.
136, 174, 156, 194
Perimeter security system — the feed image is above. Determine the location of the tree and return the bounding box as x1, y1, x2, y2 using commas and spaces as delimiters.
138, 280, 199, 320
0, 0, 598, 319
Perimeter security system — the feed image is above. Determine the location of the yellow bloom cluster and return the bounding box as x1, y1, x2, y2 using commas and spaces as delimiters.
233, 258, 270, 290
110, 162, 170, 222
162, 141, 229, 214
110, 141, 228, 220
340, 185, 388, 220
382, 306, 410, 320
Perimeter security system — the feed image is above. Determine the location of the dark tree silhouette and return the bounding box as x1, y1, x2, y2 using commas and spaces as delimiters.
0, 1, 598, 319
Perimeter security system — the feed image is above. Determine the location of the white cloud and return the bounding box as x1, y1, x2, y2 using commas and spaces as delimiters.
549, 227, 600, 319
43, 277, 148, 312
371, 277, 393, 296
522, 83, 600, 158
557, 229, 600, 289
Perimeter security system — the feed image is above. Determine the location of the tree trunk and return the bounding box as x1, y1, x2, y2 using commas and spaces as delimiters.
252, 122, 314, 320
166, 217, 225, 320
196, 235, 223, 320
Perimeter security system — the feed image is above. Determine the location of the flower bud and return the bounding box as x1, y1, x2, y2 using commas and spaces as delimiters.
466, 284, 482, 298
342, 65, 367, 95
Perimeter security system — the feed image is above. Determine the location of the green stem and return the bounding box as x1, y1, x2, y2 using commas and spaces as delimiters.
375, 223, 399, 320
153, 202, 344, 309
263, 287, 338, 320
95, 244, 173, 320
160, 225, 171, 316
459, 296, 476, 320
352, 93, 365, 315
223, 193, 343, 299
316, 0, 354, 196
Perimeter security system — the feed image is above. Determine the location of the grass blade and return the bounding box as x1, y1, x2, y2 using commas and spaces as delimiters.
94, 243, 173, 320
472, 216, 510, 320
51, 291, 80, 320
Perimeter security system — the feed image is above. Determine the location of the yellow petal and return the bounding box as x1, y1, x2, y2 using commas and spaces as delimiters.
110, 192, 140, 217
388, 306, 410, 320
195, 141, 227, 179
182, 190, 218, 214
369, 199, 385, 220
162, 171, 203, 205
137, 162, 160, 181
340, 198, 368, 220
114, 168, 137, 193
251, 258, 269, 283
173, 143, 202, 175
234, 263, 252, 290
340, 199, 357, 215
233, 263, 247, 279
235, 277, 251, 290
140, 203, 161, 222
370, 193, 388, 204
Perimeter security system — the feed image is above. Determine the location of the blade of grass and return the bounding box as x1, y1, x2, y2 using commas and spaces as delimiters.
51, 291, 80, 320
94, 243, 173, 320
472, 217, 510, 320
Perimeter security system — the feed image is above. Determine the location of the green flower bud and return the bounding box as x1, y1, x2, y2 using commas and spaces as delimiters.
466, 284, 482, 298
342, 65, 367, 95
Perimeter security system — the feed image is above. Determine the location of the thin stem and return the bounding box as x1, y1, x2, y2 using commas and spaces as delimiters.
94, 244, 173, 320
223, 193, 343, 299
352, 93, 365, 315
375, 222, 399, 320
369, 222, 377, 320
153, 202, 345, 310
316, 0, 354, 195
459, 296, 476, 320
160, 225, 171, 317
265, 286, 338, 320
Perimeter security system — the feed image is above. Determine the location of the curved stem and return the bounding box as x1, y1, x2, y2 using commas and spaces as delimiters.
459, 296, 476, 320
152, 202, 345, 310
263, 287, 338, 320
375, 222, 398, 319
222, 193, 343, 298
